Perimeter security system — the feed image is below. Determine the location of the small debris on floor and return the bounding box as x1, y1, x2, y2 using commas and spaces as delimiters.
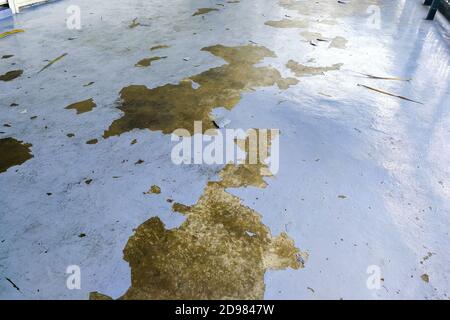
38, 53, 68, 73
144, 185, 161, 194
357, 84, 423, 104
192, 8, 219, 16
5, 277, 21, 292
0, 29, 25, 39
86, 139, 98, 145
421, 274, 430, 283
65, 98, 96, 114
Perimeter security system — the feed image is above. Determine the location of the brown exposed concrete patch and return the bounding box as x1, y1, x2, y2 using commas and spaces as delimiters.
265, 19, 309, 29
277, 0, 377, 19
86, 139, 98, 145
218, 130, 277, 189
300, 31, 325, 41
91, 131, 307, 300
193, 8, 219, 16
329, 36, 348, 49
103, 45, 297, 138
129, 18, 140, 29
89, 292, 113, 300
144, 185, 161, 195
135, 56, 167, 67
300, 32, 348, 49
65, 98, 96, 114
150, 45, 170, 51
0, 138, 33, 173
0, 70, 23, 82
276, 77, 299, 90
287, 60, 343, 77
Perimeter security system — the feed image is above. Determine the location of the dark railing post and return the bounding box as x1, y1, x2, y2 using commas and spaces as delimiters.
426, 0, 441, 20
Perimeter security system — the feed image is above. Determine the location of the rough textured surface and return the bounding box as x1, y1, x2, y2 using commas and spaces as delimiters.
103, 45, 297, 137
0, 138, 33, 173
65, 98, 96, 114
1, 0, 450, 300
93, 131, 305, 300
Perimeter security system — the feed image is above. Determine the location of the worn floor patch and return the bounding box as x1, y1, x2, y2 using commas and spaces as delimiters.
0, 70, 23, 82
135, 56, 167, 67
150, 45, 170, 51
193, 8, 219, 16
65, 98, 96, 114
103, 45, 297, 138
329, 36, 348, 49
0, 138, 33, 173
91, 131, 306, 300
265, 19, 309, 29
277, 0, 377, 19
287, 60, 343, 77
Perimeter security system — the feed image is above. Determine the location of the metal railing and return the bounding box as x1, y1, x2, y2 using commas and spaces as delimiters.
424, 0, 450, 21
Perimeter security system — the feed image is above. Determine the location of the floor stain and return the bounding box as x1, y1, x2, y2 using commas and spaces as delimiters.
218, 130, 277, 189
103, 45, 297, 138
193, 8, 219, 16
0, 70, 23, 82
150, 45, 170, 51
86, 138, 98, 145
300, 31, 325, 42
145, 185, 161, 194
129, 18, 140, 29
277, 0, 376, 19
300, 32, 348, 49
287, 60, 343, 77
135, 56, 167, 67
65, 98, 96, 114
0, 138, 33, 173
92, 131, 306, 299
329, 36, 348, 49
90, 292, 113, 300
265, 19, 309, 29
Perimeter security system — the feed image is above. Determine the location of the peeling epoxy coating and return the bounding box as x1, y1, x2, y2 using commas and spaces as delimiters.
0, 70, 23, 82
1, 0, 450, 300
103, 45, 297, 137
65, 98, 96, 114
150, 45, 170, 51
192, 8, 219, 16
265, 19, 309, 29
135, 56, 167, 67
0, 138, 33, 173
92, 131, 306, 300
286, 60, 343, 76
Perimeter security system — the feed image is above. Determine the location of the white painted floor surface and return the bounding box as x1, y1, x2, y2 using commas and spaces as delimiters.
0, 0, 449, 299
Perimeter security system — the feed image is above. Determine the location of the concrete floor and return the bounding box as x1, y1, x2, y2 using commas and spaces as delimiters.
1, 0, 450, 299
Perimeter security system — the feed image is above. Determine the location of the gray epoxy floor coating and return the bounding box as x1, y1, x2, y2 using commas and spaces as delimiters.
1, 0, 450, 299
